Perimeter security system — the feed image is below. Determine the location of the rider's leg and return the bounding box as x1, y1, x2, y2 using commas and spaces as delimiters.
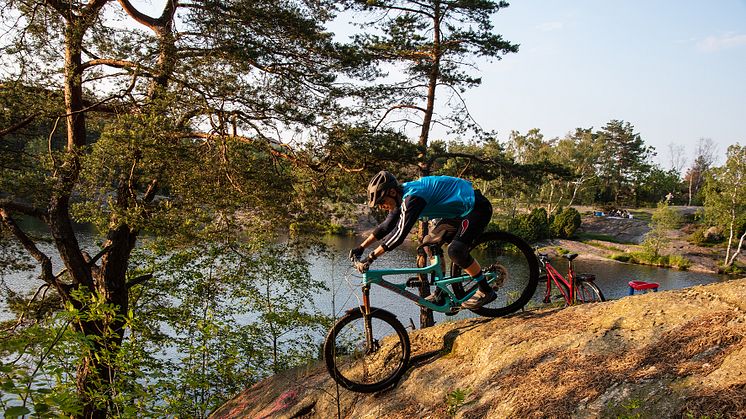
451, 190, 494, 308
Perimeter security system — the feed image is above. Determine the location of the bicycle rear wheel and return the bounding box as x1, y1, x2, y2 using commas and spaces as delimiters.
451, 231, 539, 317
323, 307, 410, 393
575, 280, 606, 303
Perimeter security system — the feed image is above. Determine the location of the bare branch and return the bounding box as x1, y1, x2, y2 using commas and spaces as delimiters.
116, 0, 161, 29
374, 104, 427, 131
126, 273, 153, 289
0, 199, 48, 220
365, 3, 435, 20
0, 114, 39, 138
78, 58, 140, 73
0, 208, 55, 286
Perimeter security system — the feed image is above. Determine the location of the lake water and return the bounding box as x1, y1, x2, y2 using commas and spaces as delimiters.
313, 236, 726, 326
0, 233, 727, 325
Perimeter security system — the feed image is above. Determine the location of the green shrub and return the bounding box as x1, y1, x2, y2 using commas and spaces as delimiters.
550, 207, 581, 238
528, 208, 550, 239
720, 262, 745, 275
623, 250, 691, 270
501, 208, 551, 243
688, 227, 707, 245
496, 206, 581, 243
669, 254, 691, 270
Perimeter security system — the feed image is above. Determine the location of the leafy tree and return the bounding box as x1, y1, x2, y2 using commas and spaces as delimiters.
343, 0, 518, 327
552, 128, 603, 207
637, 166, 682, 205
0, 0, 347, 415
702, 144, 746, 269
595, 120, 655, 205
642, 201, 683, 259
505, 128, 551, 164
684, 138, 717, 206
347, 0, 519, 154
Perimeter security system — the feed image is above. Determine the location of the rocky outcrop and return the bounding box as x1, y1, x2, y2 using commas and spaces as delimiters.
211, 278, 746, 418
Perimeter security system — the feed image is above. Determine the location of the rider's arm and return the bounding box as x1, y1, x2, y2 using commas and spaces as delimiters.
353, 208, 401, 256
376, 195, 425, 254
356, 196, 425, 261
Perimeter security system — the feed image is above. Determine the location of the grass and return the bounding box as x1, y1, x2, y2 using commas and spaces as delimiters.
583, 241, 625, 253
576, 232, 634, 244
629, 210, 653, 223
611, 251, 692, 270
445, 388, 471, 416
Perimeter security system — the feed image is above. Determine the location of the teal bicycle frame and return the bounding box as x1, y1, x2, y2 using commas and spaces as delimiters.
358, 247, 489, 314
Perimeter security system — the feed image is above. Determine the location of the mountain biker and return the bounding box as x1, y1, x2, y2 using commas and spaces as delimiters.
350, 170, 495, 309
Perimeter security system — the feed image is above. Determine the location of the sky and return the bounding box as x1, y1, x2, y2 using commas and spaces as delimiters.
462, 0, 746, 168
120, 1, 745, 168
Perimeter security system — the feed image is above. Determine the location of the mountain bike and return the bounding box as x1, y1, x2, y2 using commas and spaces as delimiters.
323, 231, 539, 393
537, 251, 605, 306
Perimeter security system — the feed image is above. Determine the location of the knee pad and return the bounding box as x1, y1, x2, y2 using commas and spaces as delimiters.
448, 240, 474, 268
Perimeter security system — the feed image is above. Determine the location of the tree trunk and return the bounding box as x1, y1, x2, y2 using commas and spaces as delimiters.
56, 11, 136, 417
727, 230, 745, 267
688, 176, 694, 206
413, 1, 443, 329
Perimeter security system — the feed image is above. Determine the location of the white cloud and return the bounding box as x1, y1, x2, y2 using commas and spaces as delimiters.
696, 33, 746, 52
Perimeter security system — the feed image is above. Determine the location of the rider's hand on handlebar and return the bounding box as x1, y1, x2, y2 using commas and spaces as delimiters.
355, 259, 371, 273
355, 253, 376, 273
349, 246, 364, 262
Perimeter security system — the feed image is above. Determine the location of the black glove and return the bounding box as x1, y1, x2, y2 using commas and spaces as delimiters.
355, 253, 377, 273
349, 246, 364, 261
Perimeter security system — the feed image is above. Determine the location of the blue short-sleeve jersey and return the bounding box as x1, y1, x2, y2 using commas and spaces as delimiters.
402, 176, 475, 218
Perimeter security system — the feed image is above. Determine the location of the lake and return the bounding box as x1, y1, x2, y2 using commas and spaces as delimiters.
0, 232, 727, 324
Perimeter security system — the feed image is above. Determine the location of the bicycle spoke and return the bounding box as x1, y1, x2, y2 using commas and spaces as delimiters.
451, 232, 539, 317
324, 309, 410, 392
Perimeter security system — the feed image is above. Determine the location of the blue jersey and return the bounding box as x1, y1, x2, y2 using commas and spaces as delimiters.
373, 176, 475, 251
402, 176, 475, 218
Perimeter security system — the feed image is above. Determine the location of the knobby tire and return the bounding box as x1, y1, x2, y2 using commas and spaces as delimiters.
323, 307, 411, 393
451, 231, 540, 317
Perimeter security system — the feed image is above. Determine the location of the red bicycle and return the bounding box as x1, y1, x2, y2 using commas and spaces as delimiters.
537, 251, 605, 306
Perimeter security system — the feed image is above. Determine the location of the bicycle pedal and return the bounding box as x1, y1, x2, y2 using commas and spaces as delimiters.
445, 306, 460, 316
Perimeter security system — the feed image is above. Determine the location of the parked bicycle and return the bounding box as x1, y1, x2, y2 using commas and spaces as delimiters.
323, 231, 539, 393
537, 251, 605, 306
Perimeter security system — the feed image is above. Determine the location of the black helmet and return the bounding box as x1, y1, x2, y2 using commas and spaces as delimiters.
367, 170, 398, 207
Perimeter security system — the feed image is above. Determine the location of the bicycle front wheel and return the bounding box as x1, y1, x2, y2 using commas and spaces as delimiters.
575, 280, 606, 303
452, 231, 540, 317
323, 307, 411, 393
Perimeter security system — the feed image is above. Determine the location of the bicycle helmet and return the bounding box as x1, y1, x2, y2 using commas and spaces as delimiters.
367, 170, 398, 207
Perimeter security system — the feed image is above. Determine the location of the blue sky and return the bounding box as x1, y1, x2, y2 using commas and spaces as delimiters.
465, 0, 746, 167
131, 1, 745, 168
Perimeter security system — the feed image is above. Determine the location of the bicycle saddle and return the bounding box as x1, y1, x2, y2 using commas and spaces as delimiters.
562, 253, 579, 261
420, 222, 458, 247
419, 229, 449, 247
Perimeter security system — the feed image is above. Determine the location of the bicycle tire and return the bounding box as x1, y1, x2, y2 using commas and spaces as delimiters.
323, 307, 411, 393
575, 280, 606, 303
451, 231, 539, 317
